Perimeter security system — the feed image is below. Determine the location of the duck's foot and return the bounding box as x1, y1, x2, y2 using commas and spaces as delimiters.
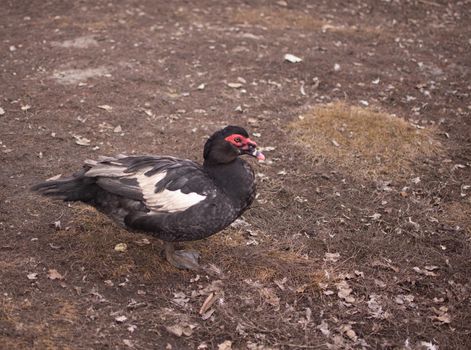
164, 242, 201, 270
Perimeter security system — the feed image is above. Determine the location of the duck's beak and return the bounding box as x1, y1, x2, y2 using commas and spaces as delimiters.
242, 139, 265, 161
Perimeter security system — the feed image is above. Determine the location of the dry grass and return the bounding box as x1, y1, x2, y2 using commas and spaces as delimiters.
0, 297, 77, 350
61, 203, 326, 287
57, 205, 179, 280
232, 7, 381, 36
290, 102, 441, 180
195, 230, 327, 292
442, 201, 471, 236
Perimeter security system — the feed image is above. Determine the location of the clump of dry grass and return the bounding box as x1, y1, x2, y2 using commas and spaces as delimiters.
232, 7, 381, 35
290, 102, 441, 180
195, 230, 326, 291
54, 205, 175, 280
441, 201, 471, 236
58, 204, 327, 290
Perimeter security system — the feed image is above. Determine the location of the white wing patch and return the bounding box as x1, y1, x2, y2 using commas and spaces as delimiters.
135, 170, 206, 213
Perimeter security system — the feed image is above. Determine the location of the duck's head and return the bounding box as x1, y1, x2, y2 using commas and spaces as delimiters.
203, 125, 265, 164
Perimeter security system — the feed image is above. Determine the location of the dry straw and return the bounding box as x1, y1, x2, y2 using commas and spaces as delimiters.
290, 102, 441, 180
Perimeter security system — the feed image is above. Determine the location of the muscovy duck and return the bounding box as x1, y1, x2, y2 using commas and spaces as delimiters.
32, 125, 265, 270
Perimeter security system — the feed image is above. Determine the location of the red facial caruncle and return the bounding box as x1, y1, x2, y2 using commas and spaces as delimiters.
224, 134, 265, 161
224, 134, 255, 149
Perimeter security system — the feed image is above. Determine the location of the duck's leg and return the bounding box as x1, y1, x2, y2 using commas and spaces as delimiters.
164, 242, 201, 270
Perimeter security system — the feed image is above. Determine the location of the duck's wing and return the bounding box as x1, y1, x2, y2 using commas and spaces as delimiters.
84, 155, 217, 214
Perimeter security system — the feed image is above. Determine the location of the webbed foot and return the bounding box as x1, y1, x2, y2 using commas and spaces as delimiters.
164, 242, 201, 270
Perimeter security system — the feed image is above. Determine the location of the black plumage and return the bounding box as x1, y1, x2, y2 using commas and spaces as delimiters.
32, 125, 264, 269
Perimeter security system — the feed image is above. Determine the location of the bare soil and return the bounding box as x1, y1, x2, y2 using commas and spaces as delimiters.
1, 0, 470, 349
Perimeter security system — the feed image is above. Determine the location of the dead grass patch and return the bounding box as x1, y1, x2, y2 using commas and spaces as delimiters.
0, 298, 73, 350
232, 7, 381, 36
61, 205, 326, 290
442, 201, 471, 235
290, 102, 441, 180
196, 231, 326, 292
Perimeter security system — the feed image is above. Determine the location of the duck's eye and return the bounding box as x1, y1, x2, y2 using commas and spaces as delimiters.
234, 137, 242, 143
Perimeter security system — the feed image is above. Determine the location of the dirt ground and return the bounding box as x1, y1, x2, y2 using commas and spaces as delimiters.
1, 0, 471, 349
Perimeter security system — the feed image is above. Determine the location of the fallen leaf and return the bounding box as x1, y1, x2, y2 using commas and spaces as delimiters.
143, 109, 154, 117
201, 308, 215, 320
227, 82, 243, 89
98, 104, 113, 111
368, 294, 385, 318
413, 266, 437, 277
432, 306, 451, 324
165, 324, 183, 336
370, 213, 382, 220
27, 272, 38, 280
114, 243, 127, 252
354, 270, 364, 278
424, 265, 439, 271
165, 324, 193, 337
72, 134, 91, 146
340, 324, 358, 342
274, 277, 287, 290
172, 291, 190, 307
115, 315, 127, 323
134, 238, 150, 246
420, 341, 439, 350
123, 339, 133, 347
324, 252, 340, 262
317, 320, 330, 336
48, 269, 64, 280
284, 53, 302, 63
434, 313, 451, 324
217, 340, 232, 350
336, 280, 355, 303
199, 292, 218, 315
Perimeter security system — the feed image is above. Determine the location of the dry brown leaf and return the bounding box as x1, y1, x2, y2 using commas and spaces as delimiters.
199, 292, 218, 315
115, 315, 127, 323
217, 340, 232, 350
165, 324, 183, 337
324, 252, 340, 262
27, 272, 38, 280
284, 53, 302, 63
73, 134, 91, 146
336, 280, 354, 302
97, 104, 113, 111
201, 308, 215, 320
227, 82, 243, 89
48, 269, 64, 280
114, 243, 128, 252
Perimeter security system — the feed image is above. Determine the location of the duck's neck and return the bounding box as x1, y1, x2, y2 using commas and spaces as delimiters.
203, 158, 256, 212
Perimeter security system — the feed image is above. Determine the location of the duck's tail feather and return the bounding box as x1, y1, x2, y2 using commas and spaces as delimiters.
31, 169, 98, 202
